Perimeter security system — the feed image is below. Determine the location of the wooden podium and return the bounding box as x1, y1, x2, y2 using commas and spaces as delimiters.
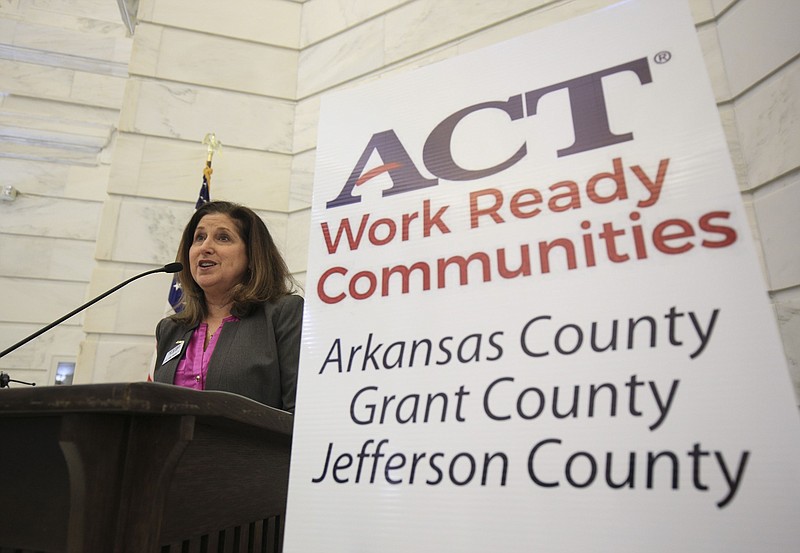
0, 382, 293, 553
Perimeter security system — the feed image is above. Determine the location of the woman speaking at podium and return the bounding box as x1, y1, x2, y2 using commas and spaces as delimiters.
152, 201, 303, 412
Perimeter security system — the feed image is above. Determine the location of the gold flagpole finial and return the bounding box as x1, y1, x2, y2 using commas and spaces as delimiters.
202, 133, 222, 164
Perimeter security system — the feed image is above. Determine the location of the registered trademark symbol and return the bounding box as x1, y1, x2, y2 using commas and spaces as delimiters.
654, 51, 672, 64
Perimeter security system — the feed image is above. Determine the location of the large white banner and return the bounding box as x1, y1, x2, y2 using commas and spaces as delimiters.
285, 1, 800, 551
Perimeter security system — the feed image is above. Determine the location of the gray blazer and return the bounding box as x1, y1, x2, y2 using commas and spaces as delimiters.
153, 294, 303, 412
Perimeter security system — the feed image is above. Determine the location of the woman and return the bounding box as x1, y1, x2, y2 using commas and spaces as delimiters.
153, 201, 303, 412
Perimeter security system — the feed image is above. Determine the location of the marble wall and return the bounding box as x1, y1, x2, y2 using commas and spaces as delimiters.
1, 0, 797, 401
0, 0, 132, 386
715, 0, 800, 399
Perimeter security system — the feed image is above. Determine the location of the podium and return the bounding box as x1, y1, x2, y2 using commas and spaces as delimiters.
0, 382, 293, 553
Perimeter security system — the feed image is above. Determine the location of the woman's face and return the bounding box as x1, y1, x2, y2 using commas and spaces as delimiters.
189, 213, 249, 300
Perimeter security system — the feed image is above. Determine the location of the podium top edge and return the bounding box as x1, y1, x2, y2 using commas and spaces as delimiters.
0, 382, 293, 436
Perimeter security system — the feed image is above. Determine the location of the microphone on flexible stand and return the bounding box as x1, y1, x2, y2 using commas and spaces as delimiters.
0, 371, 36, 388
0, 263, 183, 361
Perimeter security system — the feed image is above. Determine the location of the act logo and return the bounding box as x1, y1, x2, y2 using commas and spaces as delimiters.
327, 57, 653, 209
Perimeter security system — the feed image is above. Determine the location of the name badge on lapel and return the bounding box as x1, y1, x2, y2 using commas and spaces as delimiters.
162, 340, 185, 365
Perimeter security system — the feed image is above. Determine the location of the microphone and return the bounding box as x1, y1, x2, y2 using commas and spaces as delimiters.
0, 371, 36, 388
0, 263, 183, 360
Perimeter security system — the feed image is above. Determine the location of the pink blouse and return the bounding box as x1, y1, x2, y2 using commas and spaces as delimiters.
173, 316, 239, 389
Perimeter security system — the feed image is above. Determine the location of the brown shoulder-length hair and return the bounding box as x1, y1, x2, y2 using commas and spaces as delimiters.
172, 201, 298, 326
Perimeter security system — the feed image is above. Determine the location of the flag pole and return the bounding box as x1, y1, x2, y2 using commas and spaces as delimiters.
167, 133, 222, 313
201, 132, 222, 206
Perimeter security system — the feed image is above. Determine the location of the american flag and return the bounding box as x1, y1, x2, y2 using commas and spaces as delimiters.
167, 164, 212, 314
